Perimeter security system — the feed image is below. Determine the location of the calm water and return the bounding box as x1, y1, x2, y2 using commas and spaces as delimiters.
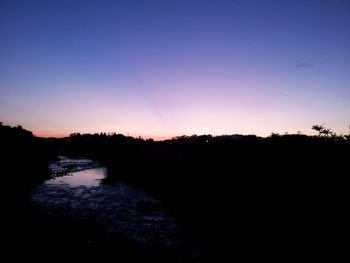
48, 156, 101, 179
46, 167, 107, 187
31, 156, 181, 247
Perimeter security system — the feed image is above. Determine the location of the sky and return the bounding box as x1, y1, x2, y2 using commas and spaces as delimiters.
1, 0, 349, 139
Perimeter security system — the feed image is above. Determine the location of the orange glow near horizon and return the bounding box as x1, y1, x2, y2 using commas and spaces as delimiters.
1, 1, 349, 139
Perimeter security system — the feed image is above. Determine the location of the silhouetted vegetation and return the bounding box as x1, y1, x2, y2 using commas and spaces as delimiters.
312, 123, 336, 138
1, 123, 58, 192
60, 126, 348, 260
2, 122, 348, 262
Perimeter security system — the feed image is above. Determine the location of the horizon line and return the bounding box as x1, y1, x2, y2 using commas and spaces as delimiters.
33, 131, 318, 141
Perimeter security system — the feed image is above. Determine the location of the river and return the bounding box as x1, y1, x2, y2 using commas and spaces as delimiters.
31, 156, 181, 247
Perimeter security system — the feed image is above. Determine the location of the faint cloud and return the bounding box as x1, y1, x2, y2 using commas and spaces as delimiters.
296, 62, 314, 67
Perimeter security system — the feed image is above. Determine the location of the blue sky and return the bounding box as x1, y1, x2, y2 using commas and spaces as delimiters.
1, 0, 349, 138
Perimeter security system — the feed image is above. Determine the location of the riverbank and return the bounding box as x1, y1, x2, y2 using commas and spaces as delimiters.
2, 124, 348, 261
31, 157, 183, 250
61, 133, 348, 261
7, 200, 185, 262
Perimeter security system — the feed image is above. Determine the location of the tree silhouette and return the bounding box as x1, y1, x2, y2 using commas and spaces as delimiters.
312, 123, 332, 138
345, 125, 350, 141
322, 128, 332, 137
312, 123, 325, 136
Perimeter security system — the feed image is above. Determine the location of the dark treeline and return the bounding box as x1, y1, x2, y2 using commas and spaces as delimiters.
1, 122, 348, 261
1, 123, 58, 195
56, 127, 349, 260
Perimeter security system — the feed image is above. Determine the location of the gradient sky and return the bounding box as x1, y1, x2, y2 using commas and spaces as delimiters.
1, 0, 349, 139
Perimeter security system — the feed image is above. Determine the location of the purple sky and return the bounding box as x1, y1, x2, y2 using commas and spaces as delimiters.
1, 0, 349, 139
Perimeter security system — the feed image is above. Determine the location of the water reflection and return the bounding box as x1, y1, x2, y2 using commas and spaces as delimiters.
31, 156, 182, 247
49, 156, 100, 178
46, 167, 107, 187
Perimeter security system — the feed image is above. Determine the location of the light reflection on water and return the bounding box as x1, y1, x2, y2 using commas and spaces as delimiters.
31, 156, 182, 247
46, 167, 107, 187
49, 156, 101, 178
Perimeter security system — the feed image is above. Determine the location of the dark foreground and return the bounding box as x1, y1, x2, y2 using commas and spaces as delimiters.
2, 123, 348, 262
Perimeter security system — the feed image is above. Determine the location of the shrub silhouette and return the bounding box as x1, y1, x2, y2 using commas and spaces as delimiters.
312, 123, 333, 138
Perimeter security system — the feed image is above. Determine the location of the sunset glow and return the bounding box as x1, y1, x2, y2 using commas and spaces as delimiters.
1, 0, 349, 138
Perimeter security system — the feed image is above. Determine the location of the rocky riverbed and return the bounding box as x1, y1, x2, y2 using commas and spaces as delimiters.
31, 156, 182, 248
